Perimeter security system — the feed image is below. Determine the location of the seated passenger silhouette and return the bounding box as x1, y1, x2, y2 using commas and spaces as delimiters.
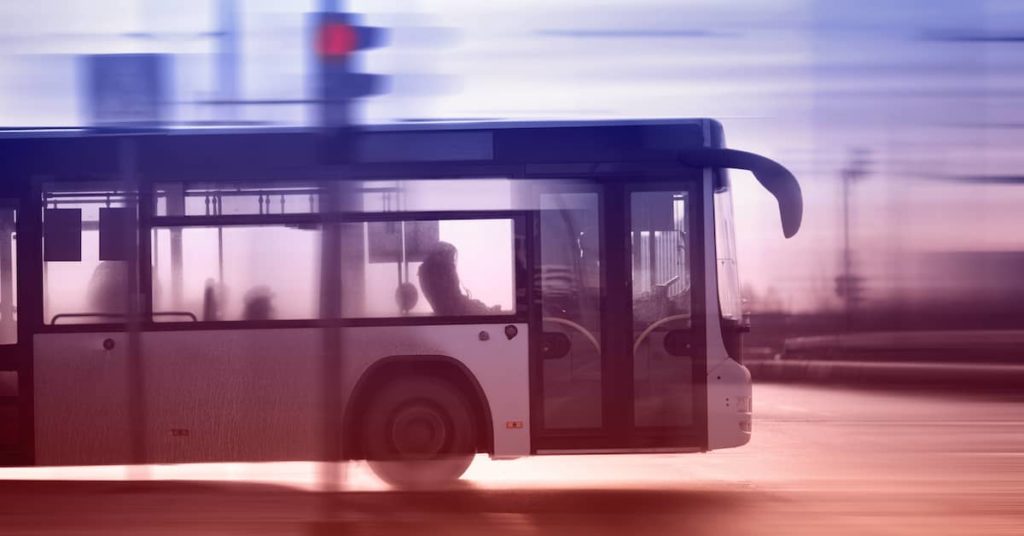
202, 278, 219, 321
242, 286, 275, 320
85, 261, 128, 315
418, 242, 495, 316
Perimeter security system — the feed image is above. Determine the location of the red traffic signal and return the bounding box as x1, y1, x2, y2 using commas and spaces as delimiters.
317, 21, 357, 58
314, 12, 386, 59
313, 12, 388, 127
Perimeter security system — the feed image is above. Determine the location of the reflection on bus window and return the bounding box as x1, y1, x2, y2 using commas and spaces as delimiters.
538, 191, 603, 430
631, 190, 693, 428
342, 219, 515, 319
714, 176, 743, 324
631, 191, 691, 326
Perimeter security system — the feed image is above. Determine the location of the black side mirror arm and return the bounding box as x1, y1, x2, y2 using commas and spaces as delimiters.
678, 148, 803, 238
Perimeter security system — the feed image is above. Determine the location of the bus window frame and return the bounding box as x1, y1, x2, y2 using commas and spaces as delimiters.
37, 180, 144, 333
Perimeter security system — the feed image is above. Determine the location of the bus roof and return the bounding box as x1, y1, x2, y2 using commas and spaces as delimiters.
0, 118, 802, 237
0, 119, 719, 186
0, 118, 713, 139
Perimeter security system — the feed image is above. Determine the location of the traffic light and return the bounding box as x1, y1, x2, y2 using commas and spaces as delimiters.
314, 11, 387, 128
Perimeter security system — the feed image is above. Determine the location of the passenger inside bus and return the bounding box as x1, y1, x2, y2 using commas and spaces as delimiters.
242, 286, 275, 320
85, 260, 127, 315
202, 278, 219, 321
418, 242, 498, 316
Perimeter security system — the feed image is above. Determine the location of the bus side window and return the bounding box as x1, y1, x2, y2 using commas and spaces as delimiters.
151, 225, 320, 322
42, 186, 136, 325
344, 218, 516, 319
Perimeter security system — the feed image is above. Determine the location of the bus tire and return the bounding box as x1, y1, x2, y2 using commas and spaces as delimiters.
361, 375, 477, 489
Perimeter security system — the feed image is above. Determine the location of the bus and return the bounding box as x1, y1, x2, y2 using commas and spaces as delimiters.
0, 119, 801, 487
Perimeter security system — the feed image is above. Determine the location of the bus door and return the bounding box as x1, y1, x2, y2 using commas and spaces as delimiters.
618, 184, 705, 448
0, 201, 20, 463
532, 180, 705, 451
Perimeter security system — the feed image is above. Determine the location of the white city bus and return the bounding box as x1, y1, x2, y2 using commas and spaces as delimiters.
0, 119, 801, 486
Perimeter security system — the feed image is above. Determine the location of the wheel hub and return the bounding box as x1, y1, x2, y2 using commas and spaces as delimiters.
390, 404, 447, 459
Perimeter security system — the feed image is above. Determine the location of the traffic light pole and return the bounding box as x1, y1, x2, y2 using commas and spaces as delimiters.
311, 5, 388, 532
314, 4, 347, 533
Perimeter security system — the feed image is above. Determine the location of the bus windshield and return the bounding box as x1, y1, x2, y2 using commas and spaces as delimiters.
715, 172, 744, 359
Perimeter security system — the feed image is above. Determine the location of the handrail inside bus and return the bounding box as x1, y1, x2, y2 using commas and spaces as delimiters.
543, 317, 601, 354
633, 314, 692, 355
678, 148, 803, 238
50, 311, 199, 325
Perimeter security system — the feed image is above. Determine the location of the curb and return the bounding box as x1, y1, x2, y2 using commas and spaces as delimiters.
747, 359, 1024, 389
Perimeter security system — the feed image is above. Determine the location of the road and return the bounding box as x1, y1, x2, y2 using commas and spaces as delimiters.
1, 384, 1022, 535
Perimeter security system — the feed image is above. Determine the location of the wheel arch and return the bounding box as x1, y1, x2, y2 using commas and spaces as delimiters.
343, 354, 494, 459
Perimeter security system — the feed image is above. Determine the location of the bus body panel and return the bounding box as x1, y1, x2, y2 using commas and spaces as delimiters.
33, 323, 530, 465
701, 167, 753, 449
706, 359, 753, 449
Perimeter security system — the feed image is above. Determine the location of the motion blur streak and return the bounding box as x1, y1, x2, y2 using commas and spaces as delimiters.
1, 384, 1022, 534
4, 0, 1024, 325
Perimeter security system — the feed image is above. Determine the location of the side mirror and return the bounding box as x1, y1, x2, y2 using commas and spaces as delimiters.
678, 148, 803, 238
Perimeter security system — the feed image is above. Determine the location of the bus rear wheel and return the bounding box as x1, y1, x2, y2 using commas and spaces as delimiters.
361, 376, 477, 489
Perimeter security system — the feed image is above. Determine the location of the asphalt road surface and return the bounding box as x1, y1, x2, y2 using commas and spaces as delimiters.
1, 384, 1022, 535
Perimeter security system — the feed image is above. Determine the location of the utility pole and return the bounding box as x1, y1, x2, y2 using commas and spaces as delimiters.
836, 150, 870, 335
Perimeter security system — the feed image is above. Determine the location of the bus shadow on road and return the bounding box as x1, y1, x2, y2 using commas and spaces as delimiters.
0, 479, 764, 535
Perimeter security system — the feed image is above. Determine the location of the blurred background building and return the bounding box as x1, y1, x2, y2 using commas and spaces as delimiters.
2, 0, 1023, 359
